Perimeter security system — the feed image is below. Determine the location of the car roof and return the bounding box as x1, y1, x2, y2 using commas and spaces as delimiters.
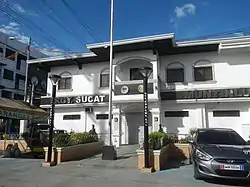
197, 128, 234, 132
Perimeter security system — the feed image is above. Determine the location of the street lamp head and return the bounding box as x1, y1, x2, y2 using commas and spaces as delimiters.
140, 67, 153, 78
49, 74, 61, 85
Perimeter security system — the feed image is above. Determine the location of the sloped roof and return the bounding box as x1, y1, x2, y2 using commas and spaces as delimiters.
0, 97, 48, 119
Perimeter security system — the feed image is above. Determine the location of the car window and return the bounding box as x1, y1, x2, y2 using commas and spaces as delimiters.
197, 130, 246, 145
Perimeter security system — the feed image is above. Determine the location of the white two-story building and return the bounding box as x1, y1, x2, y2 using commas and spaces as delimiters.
28, 33, 250, 146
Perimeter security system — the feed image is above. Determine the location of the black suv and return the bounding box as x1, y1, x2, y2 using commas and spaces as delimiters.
189, 128, 250, 180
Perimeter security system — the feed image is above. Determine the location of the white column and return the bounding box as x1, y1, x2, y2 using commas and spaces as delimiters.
19, 120, 28, 135
112, 108, 121, 147
151, 60, 158, 80
150, 108, 161, 132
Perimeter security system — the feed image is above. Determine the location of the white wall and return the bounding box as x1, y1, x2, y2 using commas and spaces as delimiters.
160, 51, 250, 91
54, 106, 110, 144
161, 103, 204, 136
47, 62, 110, 96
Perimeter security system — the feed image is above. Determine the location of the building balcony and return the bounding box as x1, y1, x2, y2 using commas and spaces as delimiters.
113, 79, 159, 103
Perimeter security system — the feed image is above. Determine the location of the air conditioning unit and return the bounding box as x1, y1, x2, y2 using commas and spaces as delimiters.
85, 108, 93, 113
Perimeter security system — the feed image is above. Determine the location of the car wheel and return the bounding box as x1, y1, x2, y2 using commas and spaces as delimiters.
193, 164, 202, 180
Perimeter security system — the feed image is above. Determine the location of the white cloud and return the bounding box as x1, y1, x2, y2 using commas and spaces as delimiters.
174, 4, 196, 18
0, 22, 63, 57
5, 2, 39, 17
0, 22, 29, 43
13, 3, 25, 13
233, 32, 245, 37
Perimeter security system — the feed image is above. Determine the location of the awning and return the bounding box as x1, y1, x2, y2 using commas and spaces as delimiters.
0, 97, 49, 120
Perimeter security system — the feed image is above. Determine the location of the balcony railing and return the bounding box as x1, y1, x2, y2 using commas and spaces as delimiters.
114, 79, 157, 96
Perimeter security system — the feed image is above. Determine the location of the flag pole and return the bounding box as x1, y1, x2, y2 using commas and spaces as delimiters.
108, 0, 114, 146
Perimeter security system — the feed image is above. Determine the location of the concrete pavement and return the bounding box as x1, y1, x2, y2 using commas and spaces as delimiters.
0, 145, 249, 187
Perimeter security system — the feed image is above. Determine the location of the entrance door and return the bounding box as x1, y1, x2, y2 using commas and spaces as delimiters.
125, 112, 152, 145
126, 112, 142, 144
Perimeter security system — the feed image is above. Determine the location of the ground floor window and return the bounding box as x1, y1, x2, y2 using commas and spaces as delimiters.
96, 114, 108, 120
213, 110, 240, 117
165, 111, 189, 117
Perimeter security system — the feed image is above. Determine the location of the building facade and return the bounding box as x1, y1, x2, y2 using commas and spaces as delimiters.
0, 31, 46, 100
28, 33, 250, 146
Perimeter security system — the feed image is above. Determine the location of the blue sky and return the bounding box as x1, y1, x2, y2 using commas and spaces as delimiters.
0, 0, 249, 56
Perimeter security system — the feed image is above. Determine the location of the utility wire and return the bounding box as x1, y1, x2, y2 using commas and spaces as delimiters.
61, 0, 102, 43
178, 27, 250, 42
40, 0, 87, 47
0, 0, 70, 51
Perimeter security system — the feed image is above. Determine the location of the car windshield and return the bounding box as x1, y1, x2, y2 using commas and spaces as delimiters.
197, 130, 246, 145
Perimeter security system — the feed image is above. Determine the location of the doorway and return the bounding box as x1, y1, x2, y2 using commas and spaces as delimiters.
124, 112, 152, 145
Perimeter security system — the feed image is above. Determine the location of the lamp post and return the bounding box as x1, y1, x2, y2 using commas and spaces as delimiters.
46, 74, 61, 164
140, 67, 153, 168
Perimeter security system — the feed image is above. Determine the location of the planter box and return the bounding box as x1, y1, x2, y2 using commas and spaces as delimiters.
153, 143, 178, 171
44, 141, 104, 164
0, 140, 28, 152
136, 149, 154, 170
175, 143, 191, 159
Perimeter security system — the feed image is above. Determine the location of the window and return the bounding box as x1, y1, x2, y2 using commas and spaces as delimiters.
193, 60, 213, 82
165, 111, 189, 117
166, 62, 184, 83
0, 47, 3, 58
3, 69, 14, 80
197, 130, 246, 145
63, 115, 81, 120
96, 114, 108, 120
194, 67, 213, 81
130, 67, 153, 80
1, 90, 12, 98
213, 110, 240, 117
100, 69, 109, 87
58, 77, 72, 90
5, 48, 15, 61
14, 94, 24, 100
16, 58, 21, 70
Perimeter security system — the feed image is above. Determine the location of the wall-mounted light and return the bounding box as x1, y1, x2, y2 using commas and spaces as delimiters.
114, 117, 118, 122
154, 117, 158, 122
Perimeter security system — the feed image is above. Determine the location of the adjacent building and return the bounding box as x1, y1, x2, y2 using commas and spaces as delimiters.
0, 31, 47, 100
28, 33, 250, 146
0, 31, 47, 135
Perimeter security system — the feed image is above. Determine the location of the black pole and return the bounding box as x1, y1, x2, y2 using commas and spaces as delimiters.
143, 76, 150, 168
47, 84, 56, 163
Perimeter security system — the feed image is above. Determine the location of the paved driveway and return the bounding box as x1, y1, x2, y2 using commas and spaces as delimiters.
0, 145, 249, 187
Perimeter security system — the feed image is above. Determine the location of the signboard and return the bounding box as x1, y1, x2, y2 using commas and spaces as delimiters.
161, 88, 250, 100
40, 95, 109, 105
0, 109, 47, 120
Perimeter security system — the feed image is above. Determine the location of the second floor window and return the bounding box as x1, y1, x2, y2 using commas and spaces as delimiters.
193, 60, 213, 82
100, 69, 109, 87
58, 77, 72, 90
130, 67, 153, 80
3, 69, 14, 80
166, 62, 185, 83
194, 66, 213, 81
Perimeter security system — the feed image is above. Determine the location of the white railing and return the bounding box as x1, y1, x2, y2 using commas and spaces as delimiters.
114, 79, 157, 85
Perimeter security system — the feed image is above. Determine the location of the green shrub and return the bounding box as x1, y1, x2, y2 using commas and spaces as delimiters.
53, 133, 70, 147
149, 132, 171, 150
69, 132, 98, 145
189, 128, 197, 137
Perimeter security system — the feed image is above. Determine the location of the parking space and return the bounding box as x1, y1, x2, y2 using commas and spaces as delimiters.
0, 146, 249, 187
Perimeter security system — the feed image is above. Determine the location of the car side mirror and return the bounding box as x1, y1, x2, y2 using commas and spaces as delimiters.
188, 140, 194, 145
